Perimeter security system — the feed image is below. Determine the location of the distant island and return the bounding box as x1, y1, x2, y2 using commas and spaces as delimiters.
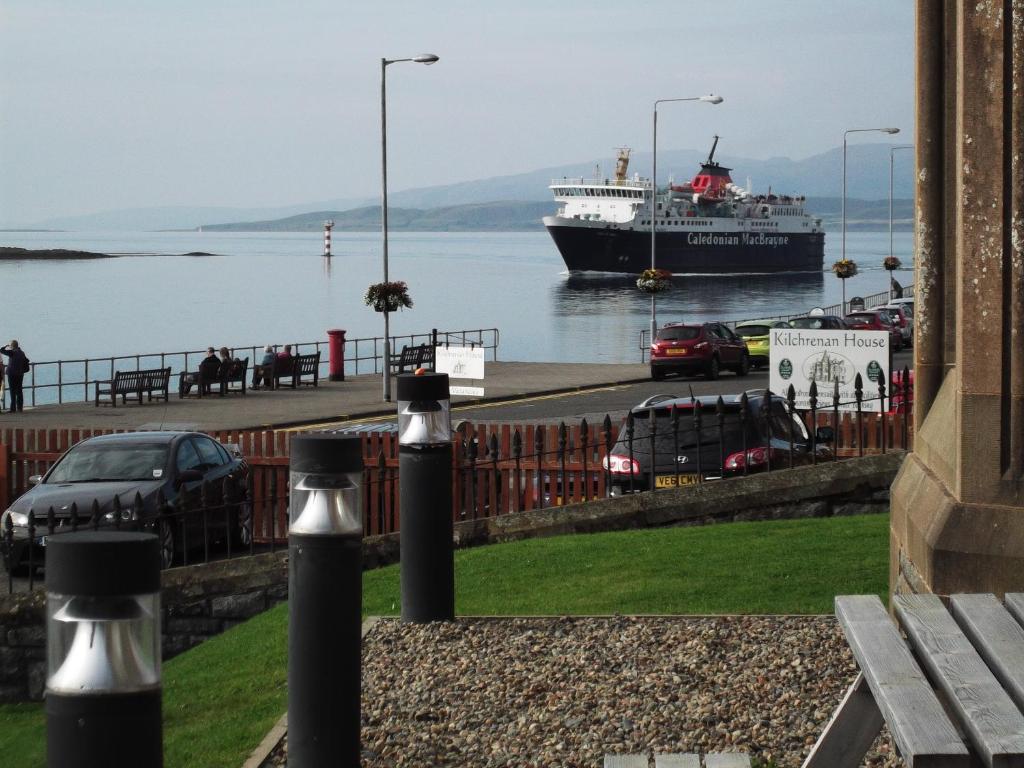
198, 198, 913, 233
199, 201, 553, 233
0, 247, 216, 260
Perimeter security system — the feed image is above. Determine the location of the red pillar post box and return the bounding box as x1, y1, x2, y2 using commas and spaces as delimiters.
327, 329, 346, 381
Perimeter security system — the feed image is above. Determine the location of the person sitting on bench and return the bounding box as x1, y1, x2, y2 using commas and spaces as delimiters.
252, 345, 275, 390
181, 347, 221, 396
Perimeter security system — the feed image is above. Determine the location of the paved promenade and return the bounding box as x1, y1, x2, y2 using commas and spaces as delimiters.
0, 362, 650, 432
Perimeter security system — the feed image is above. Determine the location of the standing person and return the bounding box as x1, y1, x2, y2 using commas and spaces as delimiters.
1, 340, 30, 413
0, 357, 5, 412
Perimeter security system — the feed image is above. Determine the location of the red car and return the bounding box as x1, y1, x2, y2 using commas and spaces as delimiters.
649, 322, 750, 381
844, 311, 904, 350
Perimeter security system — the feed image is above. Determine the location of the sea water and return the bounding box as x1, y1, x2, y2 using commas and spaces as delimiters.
0, 230, 912, 365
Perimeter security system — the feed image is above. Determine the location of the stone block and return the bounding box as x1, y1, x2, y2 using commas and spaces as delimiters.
0, 647, 24, 678
7, 625, 45, 647
163, 634, 202, 659
211, 591, 266, 619
0, 683, 26, 704
26, 661, 46, 700
166, 617, 223, 635
267, 583, 289, 602
891, 452, 1024, 596
166, 601, 207, 618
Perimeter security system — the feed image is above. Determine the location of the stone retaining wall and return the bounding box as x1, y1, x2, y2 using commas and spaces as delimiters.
0, 452, 903, 702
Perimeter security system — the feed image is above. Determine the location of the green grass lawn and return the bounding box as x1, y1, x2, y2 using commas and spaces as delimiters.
0, 513, 889, 768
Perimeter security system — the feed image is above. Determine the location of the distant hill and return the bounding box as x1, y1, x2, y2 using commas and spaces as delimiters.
26, 143, 914, 231
200, 197, 913, 232
201, 201, 553, 232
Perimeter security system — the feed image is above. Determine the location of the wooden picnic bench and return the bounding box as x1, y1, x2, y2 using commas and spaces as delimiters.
802, 592, 1024, 768
390, 343, 435, 374
269, 351, 320, 389
94, 367, 171, 407
605, 753, 751, 767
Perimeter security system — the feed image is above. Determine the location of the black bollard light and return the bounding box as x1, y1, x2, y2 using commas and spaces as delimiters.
288, 434, 363, 768
397, 371, 455, 622
46, 531, 162, 768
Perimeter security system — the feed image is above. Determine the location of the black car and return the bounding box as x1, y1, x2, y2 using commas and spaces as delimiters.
603, 393, 834, 494
1, 431, 251, 572
789, 315, 849, 330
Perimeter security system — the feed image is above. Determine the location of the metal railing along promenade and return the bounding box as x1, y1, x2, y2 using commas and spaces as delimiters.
11, 327, 499, 408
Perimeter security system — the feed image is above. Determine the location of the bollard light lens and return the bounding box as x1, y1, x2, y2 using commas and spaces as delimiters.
47, 593, 160, 694
290, 475, 362, 535
398, 398, 451, 446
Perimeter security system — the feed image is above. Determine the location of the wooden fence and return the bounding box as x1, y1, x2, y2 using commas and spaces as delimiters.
0, 412, 911, 545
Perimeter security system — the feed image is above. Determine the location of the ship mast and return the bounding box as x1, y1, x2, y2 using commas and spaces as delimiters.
613, 147, 631, 182
705, 135, 720, 165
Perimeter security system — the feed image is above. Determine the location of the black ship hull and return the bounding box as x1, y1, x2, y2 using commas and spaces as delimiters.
545, 223, 825, 274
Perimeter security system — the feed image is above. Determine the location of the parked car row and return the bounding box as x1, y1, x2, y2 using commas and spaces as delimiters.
651, 299, 914, 380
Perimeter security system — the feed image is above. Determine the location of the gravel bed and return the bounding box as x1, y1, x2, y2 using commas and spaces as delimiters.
264, 616, 903, 767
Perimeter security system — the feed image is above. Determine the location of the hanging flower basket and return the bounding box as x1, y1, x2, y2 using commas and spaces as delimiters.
636, 268, 673, 294
883, 256, 902, 271
831, 259, 858, 279
364, 281, 413, 312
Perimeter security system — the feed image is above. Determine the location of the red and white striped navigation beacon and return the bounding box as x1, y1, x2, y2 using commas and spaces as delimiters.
323, 219, 335, 258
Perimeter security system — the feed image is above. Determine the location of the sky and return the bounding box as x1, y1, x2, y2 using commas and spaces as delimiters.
0, 1, 914, 226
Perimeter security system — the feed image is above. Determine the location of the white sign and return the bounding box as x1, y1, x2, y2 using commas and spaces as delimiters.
769, 329, 890, 412
450, 385, 485, 396
436, 346, 485, 396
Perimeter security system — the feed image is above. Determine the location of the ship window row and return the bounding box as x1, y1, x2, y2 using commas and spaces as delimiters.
751, 221, 779, 228
643, 219, 714, 226
555, 187, 644, 199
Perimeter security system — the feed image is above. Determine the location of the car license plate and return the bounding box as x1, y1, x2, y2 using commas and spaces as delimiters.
655, 474, 700, 488
666, 348, 687, 355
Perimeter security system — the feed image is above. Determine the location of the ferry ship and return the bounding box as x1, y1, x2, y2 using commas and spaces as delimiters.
543, 137, 825, 274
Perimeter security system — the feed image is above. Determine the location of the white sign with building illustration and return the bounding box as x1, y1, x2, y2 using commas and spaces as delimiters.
769, 329, 890, 413
435, 346, 485, 396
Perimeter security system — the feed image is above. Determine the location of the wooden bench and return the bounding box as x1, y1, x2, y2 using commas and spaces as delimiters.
605, 753, 751, 767
94, 367, 171, 407
390, 343, 434, 374
269, 352, 320, 389
178, 365, 220, 398
218, 357, 248, 396
802, 593, 1024, 768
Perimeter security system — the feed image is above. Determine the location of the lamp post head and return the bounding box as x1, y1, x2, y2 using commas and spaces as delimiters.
413, 54, 440, 65
881, 127, 900, 134
700, 94, 724, 104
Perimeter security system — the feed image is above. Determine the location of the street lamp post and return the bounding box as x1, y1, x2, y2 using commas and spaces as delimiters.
841, 126, 900, 314
650, 94, 722, 345
381, 53, 439, 402
889, 144, 914, 300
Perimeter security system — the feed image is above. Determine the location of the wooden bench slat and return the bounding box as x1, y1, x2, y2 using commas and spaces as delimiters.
1004, 594, 1024, 629
654, 755, 699, 768
604, 756, 647, 768
704, 755, 751, 768
835, 595, 969, 767
949, 594, 1024, 714
895, 594, 1024, 767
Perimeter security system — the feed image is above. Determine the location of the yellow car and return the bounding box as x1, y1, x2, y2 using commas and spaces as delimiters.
734, 320, 790, 368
